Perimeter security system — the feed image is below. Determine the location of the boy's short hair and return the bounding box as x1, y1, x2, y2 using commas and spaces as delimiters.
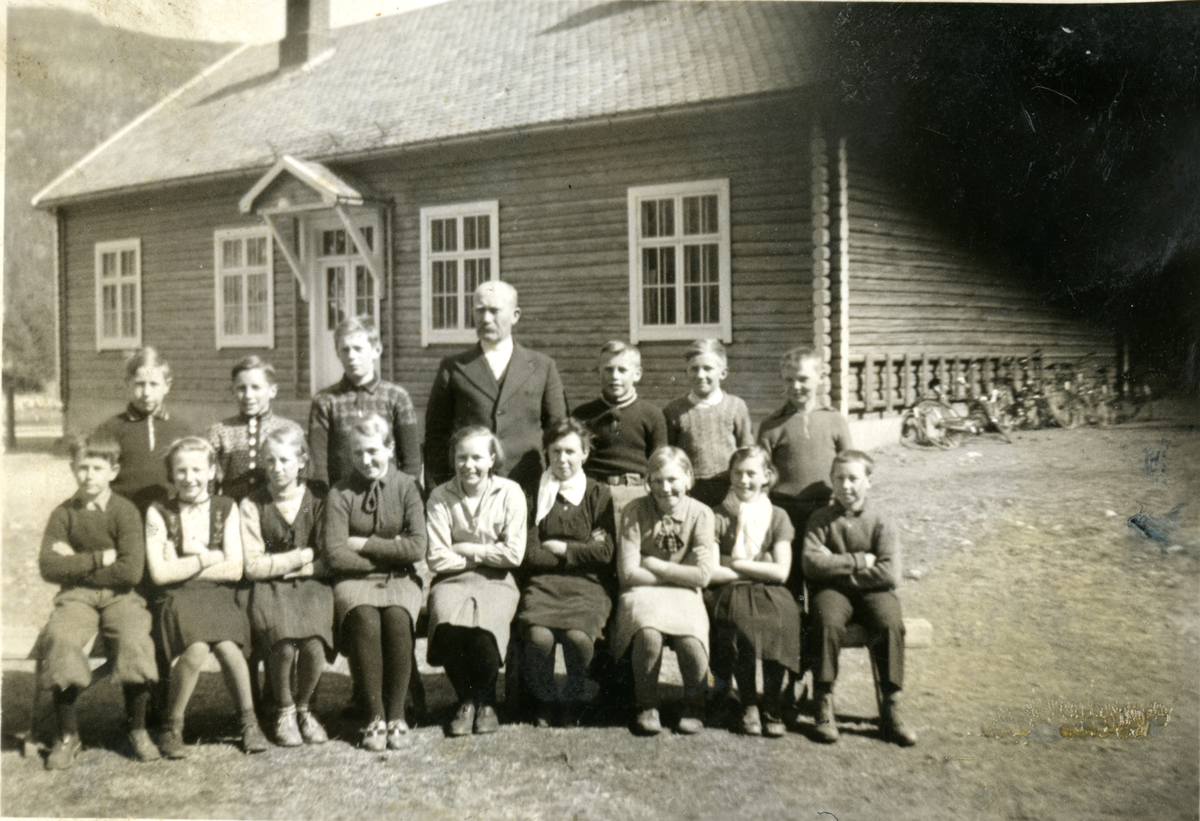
727, 444, 777, 490
450, 425, 505, 474
231, 355, 277, 385
262, 426, 309, 462
598, 340, 641, 367
831, 449, 875, 476
686, 338, 727, 365
348, 413, 393, 448
779, 346, 822, 374
647, 446, 694, 485
68, 433, 121, 467
334, 315, 382, 351
124, 347, 172, 381
543, 417, 594, 453
164, 436, 216, 474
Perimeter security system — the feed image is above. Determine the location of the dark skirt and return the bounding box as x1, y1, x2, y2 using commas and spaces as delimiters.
515, 573, 613, 642
704, 581, 801, 672
247, 578, 335, 657
157, 580, 251, 660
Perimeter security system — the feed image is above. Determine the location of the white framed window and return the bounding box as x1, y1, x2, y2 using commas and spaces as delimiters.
94, 238, 142, 350
420, 201, 499, 346
627, 179, 731, 343
214, 228, 274, 348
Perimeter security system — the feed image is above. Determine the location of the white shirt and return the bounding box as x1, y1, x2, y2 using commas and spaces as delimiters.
688, 388, 725, 407
482, 337, 515, 382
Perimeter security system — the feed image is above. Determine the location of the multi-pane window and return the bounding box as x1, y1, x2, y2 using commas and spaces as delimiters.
420, 201, 500, 346
95, 239, 141, 350
214, 228, 273, 348
627, 180, 731, 343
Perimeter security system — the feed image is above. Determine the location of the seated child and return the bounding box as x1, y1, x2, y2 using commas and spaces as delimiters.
516, 419, 616, 728
239, 427, 335, 747
574, 341, 668, 520
145, 437, 268, 757
95, 347, 194, 513
323, 415, 427, 752
663, 339, 753, 509
426, 426, 527, 737
611, 447, 715, 736
37, 434, 160, 769
705, 445, 798, 738
802, 450, 916, 746
209, 356, 305, 501
308, 315, 421, 491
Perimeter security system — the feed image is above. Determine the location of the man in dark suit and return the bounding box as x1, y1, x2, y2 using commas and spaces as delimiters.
424, 281, 569, 496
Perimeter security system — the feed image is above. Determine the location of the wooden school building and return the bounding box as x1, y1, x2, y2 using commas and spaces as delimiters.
34, 0, 1114, 437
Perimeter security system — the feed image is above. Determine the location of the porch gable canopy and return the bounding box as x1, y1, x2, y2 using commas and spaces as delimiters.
239, 155, 385, 301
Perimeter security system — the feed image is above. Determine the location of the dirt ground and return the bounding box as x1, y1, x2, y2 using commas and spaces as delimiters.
2, 422, 1198, 820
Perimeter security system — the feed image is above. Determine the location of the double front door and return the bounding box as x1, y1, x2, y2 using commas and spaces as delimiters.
310, 215, 382, 391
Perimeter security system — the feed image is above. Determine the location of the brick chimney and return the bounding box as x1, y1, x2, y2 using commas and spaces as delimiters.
280, 0, 330, 67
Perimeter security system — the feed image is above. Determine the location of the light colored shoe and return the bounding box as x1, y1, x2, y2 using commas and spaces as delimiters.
813, 687, 839, 743
45, 734, 82, 770
296, 708, 328, 744
449, 702, 475, 737
128, 728, 162, 761
741, 704, 763, 736
386, 719, 409, 749
158, 724, 190, 759
882, 692, 918, 746
274, 706, 303, 747
362, 717, 387, 752
635, 707, 662, 735
761, 709, 787, 738
473, 704, 499, 734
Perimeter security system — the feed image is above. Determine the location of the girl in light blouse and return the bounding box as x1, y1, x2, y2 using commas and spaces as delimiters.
426, 425, 527, 736
145, 437, 267, 757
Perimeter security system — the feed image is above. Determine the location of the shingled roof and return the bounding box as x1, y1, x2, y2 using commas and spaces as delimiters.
34, 0, 820, 207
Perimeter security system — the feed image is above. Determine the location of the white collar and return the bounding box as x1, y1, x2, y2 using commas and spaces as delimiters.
688, 388, 725, 407
481, 337, 514, 356
535, 469, 587, 524
79, 489, 112, 512
604, 390, 638, 409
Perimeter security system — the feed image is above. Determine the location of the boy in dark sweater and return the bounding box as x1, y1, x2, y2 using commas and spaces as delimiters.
94, 347, 194, 513
573, 341, 668, 520
802, 450, 916, 746
37, 435, 161, 769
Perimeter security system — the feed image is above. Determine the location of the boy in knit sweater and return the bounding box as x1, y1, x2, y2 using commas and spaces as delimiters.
574, 341, 668, 519
663, 339, 754, 509
37, 435, 161, 769
802, 450, 916, 746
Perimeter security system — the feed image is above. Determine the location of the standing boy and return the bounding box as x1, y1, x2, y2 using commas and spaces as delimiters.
802, 450, 916, 746
94, 347, 193, 513
37, 435, 161, 768
662, 339, 754, 509
574, 341, 669, 519
308, 316, 421, 490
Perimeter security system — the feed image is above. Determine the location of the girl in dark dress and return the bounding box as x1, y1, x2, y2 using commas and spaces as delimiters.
517, 419, 616, 728
238, 427, 334, 746
705, 445, 799, 737
323, 415, 427, 752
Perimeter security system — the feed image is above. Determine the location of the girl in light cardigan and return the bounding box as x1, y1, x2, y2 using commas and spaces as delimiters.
426, 426, 527, 736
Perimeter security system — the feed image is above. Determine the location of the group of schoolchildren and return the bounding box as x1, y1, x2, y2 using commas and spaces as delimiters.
35, 315, 916, 771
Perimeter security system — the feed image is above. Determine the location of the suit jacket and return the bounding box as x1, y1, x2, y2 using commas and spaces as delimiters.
424, 342, 568, 492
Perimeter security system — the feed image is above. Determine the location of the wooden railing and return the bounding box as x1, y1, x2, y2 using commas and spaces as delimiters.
845, 351, 1113, 413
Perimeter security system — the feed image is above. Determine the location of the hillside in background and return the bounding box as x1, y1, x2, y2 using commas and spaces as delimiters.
4, 6, 233, 388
